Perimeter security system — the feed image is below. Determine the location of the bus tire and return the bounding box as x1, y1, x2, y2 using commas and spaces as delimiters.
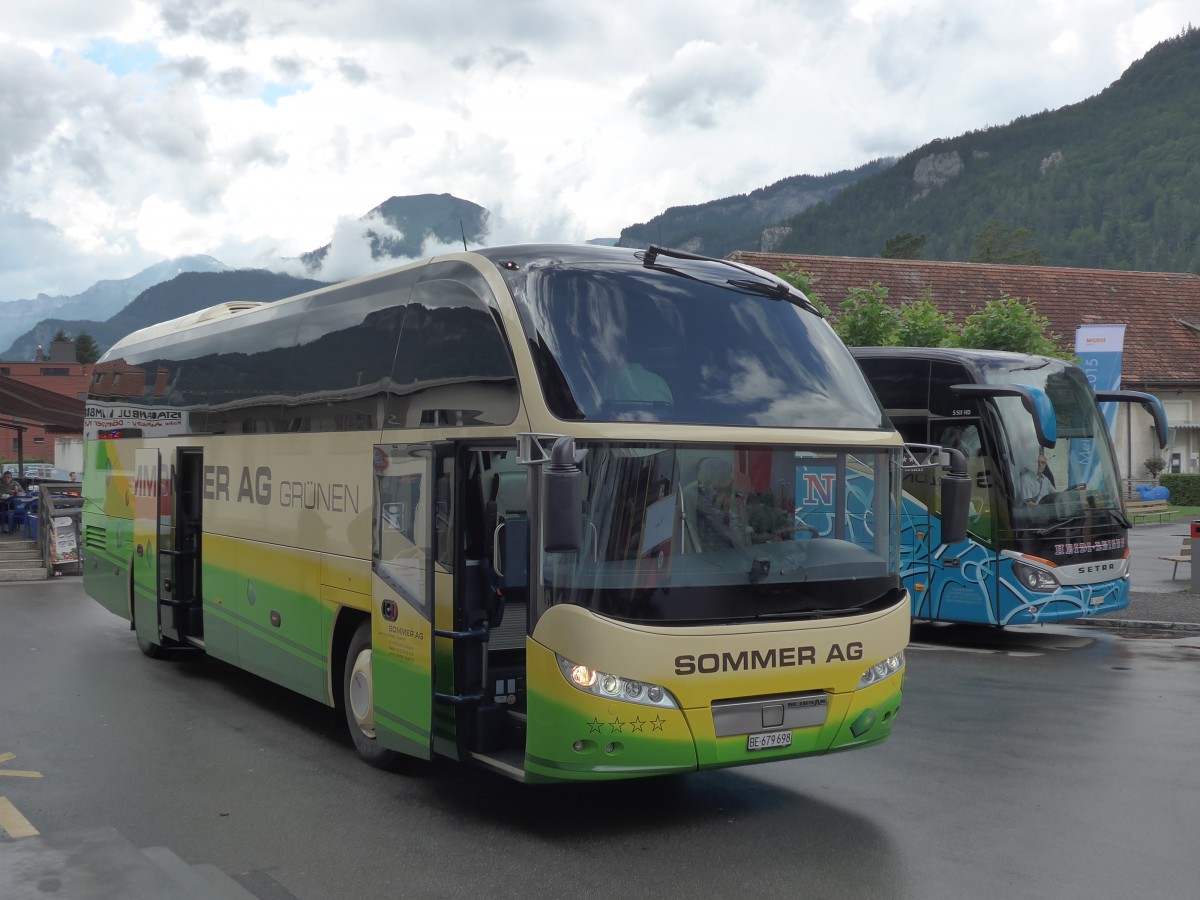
343, 620, 402, 770
136, 634, 167, 658
131, 568, 167, 659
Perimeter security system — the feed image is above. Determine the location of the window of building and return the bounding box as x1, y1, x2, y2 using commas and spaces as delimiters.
39, 367, 70, 376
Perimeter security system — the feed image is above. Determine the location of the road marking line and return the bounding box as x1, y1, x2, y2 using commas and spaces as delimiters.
0, 752, 42, 778
0, 797, 39, 838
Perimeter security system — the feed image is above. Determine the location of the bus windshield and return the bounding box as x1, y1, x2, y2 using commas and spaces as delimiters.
982, 359, 1124, 527
542, 442, 903, 624
496, 252, 885, 428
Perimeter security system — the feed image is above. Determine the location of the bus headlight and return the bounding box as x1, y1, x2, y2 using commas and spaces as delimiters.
856, 651, 905, 689
556, 655, 679, 709
1013, 560, 1059, 593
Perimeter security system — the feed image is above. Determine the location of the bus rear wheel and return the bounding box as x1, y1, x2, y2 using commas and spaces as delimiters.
343, 620, 402, 770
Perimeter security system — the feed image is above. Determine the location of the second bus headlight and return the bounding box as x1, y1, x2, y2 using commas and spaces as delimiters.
556, 655, 679, 709
1013, 560, 1059, 592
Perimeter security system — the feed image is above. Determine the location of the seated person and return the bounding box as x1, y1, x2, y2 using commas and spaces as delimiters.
1019, 451, 1056, 505
0, 472, 28, 533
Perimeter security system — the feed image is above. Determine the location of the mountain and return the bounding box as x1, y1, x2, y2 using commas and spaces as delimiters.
19, 24, 1200, 366
300, 193, 490, 270
1, 255, 228, 360
3, 195, 489, 360
767, 27, 1200, 272
616, 158, 896, 258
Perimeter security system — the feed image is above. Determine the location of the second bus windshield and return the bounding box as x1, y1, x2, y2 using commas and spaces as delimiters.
984, 361, 1123, 526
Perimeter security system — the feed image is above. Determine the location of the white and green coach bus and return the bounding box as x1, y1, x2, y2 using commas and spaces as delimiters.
81, 244, 967, 783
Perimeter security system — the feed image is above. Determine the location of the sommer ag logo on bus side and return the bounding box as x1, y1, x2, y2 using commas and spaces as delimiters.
201, 465, 360, 514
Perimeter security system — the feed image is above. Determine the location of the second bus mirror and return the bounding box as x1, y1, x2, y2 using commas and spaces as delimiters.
939, 447, 971, 545
543, 436, 585, 553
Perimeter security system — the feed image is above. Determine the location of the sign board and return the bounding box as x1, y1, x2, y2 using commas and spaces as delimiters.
49, 515, 79, 566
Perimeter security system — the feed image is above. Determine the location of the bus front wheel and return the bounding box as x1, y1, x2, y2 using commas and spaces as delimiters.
136, 634, 167, 658
343, 620, 402, 770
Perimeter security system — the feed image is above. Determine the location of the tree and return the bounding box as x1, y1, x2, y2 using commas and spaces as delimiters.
968, 220, 1045, 265
74, 332, 101, 364
1143, 455, 1166, 483
832, 282, 896, 347
52, 328, 70, 342
881, 232, 926, 259
895, 290, 955, 347
955, 293, 1070, 357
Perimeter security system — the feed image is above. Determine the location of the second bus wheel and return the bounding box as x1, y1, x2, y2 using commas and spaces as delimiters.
343, 620, 403, 770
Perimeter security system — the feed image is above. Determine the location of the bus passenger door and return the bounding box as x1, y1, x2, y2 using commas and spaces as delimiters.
132, 448, 166, 647
370, 444, 436, 760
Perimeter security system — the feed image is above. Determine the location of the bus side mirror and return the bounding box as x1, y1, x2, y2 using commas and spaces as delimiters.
939, 447, 971, 545
951, 383, 1057, 449
543, 436, 585, 553
1094, 390, 1169, 450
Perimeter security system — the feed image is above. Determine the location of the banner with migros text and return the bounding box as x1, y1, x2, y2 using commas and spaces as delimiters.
1071, 324, 1126, 486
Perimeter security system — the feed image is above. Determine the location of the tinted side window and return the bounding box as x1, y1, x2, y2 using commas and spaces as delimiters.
387, 263, 518, 428
281, 270, 418, 433
857, 358, 930, 413
928, 361, 978, 417
94, 301, 301, 436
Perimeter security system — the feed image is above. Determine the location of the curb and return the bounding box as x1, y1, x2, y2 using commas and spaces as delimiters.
1078, 617, 1200, 632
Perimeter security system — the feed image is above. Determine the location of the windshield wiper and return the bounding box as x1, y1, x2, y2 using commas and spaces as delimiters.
1034, 515, 1089, 538
1034, 506, 1131, 538
641, 245, 823, 315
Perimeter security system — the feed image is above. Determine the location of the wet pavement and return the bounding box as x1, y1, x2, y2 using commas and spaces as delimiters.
1107, 519, 1199, 628
1, 524, 1198, 898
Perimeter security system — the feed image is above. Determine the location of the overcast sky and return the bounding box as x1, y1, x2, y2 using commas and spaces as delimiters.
1, 0, 1194, 301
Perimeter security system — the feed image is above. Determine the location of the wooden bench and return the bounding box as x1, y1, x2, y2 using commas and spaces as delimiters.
1159, 539, 1192, 579
1126, 499, 1179, 524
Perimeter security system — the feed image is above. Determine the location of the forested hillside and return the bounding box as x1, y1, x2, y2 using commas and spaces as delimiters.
771, 27, 1200, 272
616, 158, 895, 258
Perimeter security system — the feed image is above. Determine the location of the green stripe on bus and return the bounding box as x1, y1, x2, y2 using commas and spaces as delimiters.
201, 598, 328, 664
374, 706, 431, 743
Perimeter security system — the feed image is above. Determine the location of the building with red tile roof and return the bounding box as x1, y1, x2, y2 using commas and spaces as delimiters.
0, 340, 89, 474
728, 252, 1200, 480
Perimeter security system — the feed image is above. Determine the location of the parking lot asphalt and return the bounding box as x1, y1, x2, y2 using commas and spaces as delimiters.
1110, 518, 1200, 628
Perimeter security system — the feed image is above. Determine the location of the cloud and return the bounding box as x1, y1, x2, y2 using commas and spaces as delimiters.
336, 57, 369, 84
160, 0, 251, 44
452, 46, 532, 73
0, 0, 1196, 303
630, 40, 766, 129
0, 210, 69, 301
